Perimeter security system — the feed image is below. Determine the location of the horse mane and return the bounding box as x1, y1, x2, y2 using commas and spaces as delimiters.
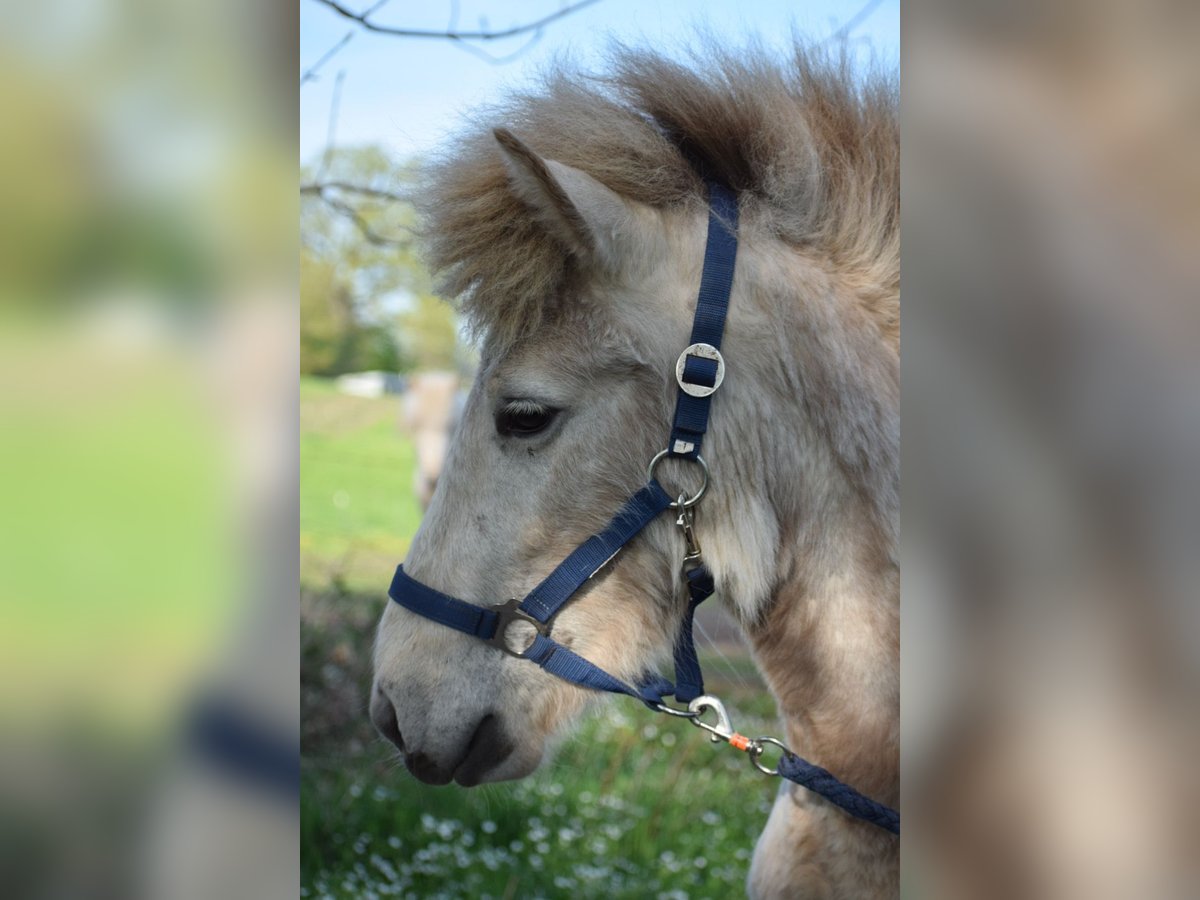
417, 40, 899, 351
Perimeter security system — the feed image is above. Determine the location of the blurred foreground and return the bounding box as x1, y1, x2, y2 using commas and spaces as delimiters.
903, 1, 1200, 896
0, 1, 297, 897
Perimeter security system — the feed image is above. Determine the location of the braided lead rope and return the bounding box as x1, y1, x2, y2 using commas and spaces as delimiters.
776, 752, 900, 834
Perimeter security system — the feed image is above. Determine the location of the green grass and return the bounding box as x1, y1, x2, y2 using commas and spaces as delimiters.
301, 377, 782, 898
303, 704, 779, 900
301, 376, 422, 593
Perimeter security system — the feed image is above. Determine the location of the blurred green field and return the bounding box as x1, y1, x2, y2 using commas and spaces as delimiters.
301, 377, 779, 899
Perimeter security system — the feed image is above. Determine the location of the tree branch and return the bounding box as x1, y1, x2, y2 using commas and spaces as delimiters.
448, 27, 544, 65
316, 69, 346, 183
324, 197, 412, 248
301, 182, 411, 203
302, 1, 607, 241
300, 30, 354, 84
311, 0, 601, 41
302, 183, 415, 247
828, 0, 886, 44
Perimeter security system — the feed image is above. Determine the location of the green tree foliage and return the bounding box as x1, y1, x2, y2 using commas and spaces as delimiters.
397, 293, 459, 372
299, 253, 347, 375
301, 145, 460, 375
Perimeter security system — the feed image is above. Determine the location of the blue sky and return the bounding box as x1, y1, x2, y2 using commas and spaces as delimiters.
300, 0, 899, 164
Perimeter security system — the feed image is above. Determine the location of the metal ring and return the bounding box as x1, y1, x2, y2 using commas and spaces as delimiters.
486, 598, 547, 658
647, 449, 709, 509
748, 736, 790, 776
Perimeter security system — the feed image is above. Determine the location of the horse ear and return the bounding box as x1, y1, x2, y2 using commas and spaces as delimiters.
493, 128, 632, 268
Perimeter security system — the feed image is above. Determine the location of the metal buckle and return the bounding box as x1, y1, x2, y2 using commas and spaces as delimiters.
486, 598, 548, 658
675, 343, 725, 398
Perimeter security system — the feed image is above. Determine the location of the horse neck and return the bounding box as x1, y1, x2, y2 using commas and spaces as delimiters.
703, 253, 899, 800
695, 380, 898, 798
744, 505, 899, 802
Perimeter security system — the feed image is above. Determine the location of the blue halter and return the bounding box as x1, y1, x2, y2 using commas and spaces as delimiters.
389, 182, 739, 706
387, 182, 900, 834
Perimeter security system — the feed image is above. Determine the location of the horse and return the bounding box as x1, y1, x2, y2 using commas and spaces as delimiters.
402, 370, 463, 510
370, 42, 899, 898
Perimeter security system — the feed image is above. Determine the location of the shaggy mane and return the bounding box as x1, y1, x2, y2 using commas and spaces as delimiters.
418, 41, 899, 350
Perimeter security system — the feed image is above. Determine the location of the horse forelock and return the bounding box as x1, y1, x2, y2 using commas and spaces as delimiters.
416, 39, 899, 355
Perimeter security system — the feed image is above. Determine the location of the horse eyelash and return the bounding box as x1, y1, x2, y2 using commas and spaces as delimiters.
500, 398, 551, 415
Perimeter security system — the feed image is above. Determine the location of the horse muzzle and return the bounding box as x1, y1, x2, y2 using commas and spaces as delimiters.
370, 682, 518, 787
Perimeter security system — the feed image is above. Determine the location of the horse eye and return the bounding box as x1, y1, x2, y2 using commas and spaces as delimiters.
495, 402, 558, 437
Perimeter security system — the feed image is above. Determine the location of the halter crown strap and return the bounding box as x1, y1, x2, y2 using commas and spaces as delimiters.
667, 183, 739, 459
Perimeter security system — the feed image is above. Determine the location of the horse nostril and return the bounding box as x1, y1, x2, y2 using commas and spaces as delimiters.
370, 687, 405, 752
454, 713, 515, 787
404, 751, 454, 786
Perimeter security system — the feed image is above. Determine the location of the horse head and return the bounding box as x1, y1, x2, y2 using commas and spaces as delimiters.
371, 130, 724, 784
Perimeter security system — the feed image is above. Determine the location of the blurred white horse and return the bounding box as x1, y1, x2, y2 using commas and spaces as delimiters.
402, 371, 464, 510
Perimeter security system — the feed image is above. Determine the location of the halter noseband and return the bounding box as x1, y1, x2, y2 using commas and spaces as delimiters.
386, 183, 900, 834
